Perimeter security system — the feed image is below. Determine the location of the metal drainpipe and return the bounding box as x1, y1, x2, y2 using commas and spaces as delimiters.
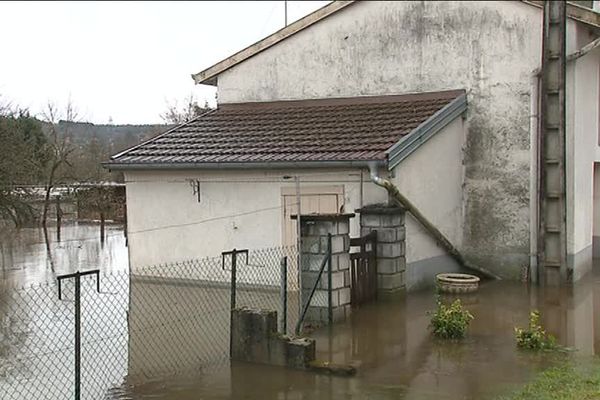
367, 162, 501, 280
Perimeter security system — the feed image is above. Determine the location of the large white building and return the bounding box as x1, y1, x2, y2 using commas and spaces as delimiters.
107, 1, 600, 288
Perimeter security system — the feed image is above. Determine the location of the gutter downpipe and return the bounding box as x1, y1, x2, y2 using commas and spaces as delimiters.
367, 163, 501, 280
364, 40, 595, 283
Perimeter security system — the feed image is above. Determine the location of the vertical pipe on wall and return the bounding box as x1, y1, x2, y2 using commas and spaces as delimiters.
530, 70, 541, 283
327, 233, 333, 325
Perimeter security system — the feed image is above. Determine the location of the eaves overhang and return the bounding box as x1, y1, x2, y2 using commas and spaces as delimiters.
386, 92, 467, 170
102, 159, 386, 171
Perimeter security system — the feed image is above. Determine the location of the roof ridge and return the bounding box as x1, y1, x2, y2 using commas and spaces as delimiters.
218, 90, 464, 111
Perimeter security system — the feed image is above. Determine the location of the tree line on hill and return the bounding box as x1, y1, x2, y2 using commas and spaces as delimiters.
0, 94, 211, 227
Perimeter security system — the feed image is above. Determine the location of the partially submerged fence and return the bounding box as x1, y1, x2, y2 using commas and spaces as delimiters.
0, 245, 301, 400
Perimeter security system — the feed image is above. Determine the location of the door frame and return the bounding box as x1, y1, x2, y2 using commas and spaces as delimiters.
281, 185, 345, 247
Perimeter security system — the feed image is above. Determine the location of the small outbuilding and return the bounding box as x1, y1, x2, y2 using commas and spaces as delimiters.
107, 0, 600, 287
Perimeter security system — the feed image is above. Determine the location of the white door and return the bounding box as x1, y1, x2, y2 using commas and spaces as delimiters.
281, 186, 344, 247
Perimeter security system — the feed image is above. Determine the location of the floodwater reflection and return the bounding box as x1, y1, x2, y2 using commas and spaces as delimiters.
115, 265, 600, 400
0, 222, 128, 287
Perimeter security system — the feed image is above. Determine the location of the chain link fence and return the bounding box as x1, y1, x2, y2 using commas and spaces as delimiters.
232, 246, 300, 335
0, 245, 299, 400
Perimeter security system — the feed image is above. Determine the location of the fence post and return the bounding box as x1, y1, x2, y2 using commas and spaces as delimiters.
74, 271, 81, 400
280, 256, 288, 334
231, 249, 237, 311
229, 249, 237, 357
295, 176, 302, 332
327, 233, 333, 325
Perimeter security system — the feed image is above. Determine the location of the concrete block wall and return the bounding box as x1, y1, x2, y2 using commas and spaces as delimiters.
359, 206, 406, 294
299, 214, 354, 326
231, 308, 315, 369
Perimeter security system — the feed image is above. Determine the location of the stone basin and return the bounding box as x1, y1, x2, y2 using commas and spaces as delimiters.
436, 273, 480, 294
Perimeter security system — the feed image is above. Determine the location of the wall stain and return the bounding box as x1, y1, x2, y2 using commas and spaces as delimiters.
220, 1, 540, 277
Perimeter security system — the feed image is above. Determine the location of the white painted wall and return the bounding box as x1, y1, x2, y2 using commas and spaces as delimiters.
566, 26, 600, 278
593, 164, 600, 249
390, 116, 466, 265
211, 0, 600, 279
216, 0, 545, 277
124, 168, 387, 268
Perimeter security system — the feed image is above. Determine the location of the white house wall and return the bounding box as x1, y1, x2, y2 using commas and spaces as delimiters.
566, 29, 600, 280
390, 116, 466, 290
594, 164, 600, 257
216, 0, 548, 278
124, 168, 388, 268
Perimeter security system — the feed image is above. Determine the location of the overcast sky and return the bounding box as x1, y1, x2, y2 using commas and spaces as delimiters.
0, 1, 330, 124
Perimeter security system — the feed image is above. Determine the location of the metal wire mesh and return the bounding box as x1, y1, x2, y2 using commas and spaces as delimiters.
0, 244, 299, 399
126, 255, 232, 382
80, 273, 128, 399
234, 246, 300, 335
0, 281, 75, 400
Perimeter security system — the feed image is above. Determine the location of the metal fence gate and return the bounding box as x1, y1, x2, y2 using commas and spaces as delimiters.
349, 231, 378, 307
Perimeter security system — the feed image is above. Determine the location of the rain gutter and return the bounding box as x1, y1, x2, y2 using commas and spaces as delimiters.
103, 160, 387, 171
367, 162, 501, 280
386, 92, 468, 170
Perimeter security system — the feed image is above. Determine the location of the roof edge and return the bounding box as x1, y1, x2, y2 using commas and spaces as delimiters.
218, 89, 465, 110
522, 1, 600, 29
106, 109, 217, 166
192, 1, 600, 87
103, 159, 386, 172
386, 91, 468, 170
191, 1, 355, 86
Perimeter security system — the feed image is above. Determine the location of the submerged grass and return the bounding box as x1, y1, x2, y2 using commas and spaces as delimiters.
497, 359, 600, 400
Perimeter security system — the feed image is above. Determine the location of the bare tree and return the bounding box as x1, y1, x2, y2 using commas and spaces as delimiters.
39, 100, 77, 228
160, 93, 212, 124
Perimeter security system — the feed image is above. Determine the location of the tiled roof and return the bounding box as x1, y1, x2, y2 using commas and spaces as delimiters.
108, 90, 464, 167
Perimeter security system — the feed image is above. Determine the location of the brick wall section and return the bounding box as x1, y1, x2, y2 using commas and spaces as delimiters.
299, 214, 354, 326
359, 206, 406, 294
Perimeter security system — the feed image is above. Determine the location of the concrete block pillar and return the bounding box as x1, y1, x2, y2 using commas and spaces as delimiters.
359, 205, 406, 294
296, 213, 354, 326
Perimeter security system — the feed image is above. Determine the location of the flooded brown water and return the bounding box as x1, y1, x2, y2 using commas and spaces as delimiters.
1, 226, 599, 400
0, 222, 128, 287
113, 266, 600, 400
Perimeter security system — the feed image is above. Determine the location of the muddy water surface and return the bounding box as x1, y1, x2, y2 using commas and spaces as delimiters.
1, 225, 598, 400
114, 267, 600, 400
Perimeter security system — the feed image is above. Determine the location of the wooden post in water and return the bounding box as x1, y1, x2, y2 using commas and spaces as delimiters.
55, 195, 62, 242
100, 212, 105, 245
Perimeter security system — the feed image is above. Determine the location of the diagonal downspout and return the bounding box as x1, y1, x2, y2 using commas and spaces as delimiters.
368, 163, 501, 280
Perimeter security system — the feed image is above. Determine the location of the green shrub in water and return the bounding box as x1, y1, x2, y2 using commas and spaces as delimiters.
429, 298, 474, 339
514, 310, 557, 350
